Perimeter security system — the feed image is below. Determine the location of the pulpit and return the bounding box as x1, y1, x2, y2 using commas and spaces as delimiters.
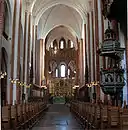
99, 24, 125, 105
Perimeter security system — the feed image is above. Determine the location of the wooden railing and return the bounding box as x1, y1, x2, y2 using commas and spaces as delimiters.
70, 101, 128, 130
2, 102, 48, 130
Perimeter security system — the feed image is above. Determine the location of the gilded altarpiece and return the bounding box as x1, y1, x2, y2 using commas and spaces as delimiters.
49, 78, 75, 96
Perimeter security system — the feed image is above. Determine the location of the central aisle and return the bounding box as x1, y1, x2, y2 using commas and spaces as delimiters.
32, 104, 84, 130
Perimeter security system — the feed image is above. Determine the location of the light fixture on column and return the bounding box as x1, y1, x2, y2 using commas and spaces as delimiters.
0, 72, 7, 79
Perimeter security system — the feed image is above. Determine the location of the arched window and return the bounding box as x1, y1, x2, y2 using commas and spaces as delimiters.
60, 40, 64, 49
70, 41, 74, 48
51, 42, 53, 48
55, 69, 58, 77
68, 69, 70, 76
60, 65, 66, 77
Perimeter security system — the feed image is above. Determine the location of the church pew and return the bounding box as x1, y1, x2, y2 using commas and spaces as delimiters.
70, 101, 128, 130
120, 108, 128, 130
17, 104, 23, 125
2, 105, 11, 130
100, 105, 108, 129
107, 106, 120, 129
10, 104, 18, 129
2, 101, 48, 130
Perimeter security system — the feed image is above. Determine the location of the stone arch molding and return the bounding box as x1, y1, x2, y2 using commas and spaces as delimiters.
45, 25, 78, 51
31, 0, 87, 25
58, 62, 68, 73
37, 3, 83, 39
4, 0, 13, 39
50, 60, 57, 72
68, 60, 76, 72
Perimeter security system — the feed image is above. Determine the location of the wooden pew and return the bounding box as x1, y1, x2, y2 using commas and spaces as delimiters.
10, 104, 18, 129
120, 108, 128, 130
2, 105, 11, 130
94, 104, 101, 129
2, 101, 48, 130
100, 105, 108, 129
107, 106, 120, 129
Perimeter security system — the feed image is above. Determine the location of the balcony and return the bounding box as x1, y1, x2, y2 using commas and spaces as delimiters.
100, 68, 125, 95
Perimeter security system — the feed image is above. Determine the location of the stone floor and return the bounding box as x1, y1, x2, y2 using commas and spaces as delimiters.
32, 104, 84, 130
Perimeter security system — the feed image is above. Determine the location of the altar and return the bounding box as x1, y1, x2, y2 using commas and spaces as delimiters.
49, 78, 75, 97
53, 96, 65, 104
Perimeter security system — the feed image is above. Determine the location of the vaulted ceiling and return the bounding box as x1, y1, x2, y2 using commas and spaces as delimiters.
24, 0, 92, 46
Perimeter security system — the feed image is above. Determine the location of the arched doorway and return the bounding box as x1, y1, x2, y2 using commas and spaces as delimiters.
1, 47, 8, 106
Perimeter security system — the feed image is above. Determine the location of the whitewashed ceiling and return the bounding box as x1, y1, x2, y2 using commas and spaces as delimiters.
24, 0, 92, 42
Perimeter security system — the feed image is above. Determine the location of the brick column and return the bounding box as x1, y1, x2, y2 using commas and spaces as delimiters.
80, 38, 84, 85
23, 11, 29, 101
0, 0, 4, 35
40, 39, 43, 86
0, 0, 5, 105
87, 13, 91, 82
10, 0, 17, 104
91, 11, 95, 82
84, 24, 87, 83
23, 12, 27, 85
32, 25, 35, 83
17, 0, 22, 104
76, 40, 80, 85
35, 25, 37, 84
100, 0, 108, 102
94, 0, 100, 101
27, 13, 31, 84
10, 0, 21, 105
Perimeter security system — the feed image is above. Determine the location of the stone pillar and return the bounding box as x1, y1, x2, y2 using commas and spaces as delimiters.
10, 0, 21, 105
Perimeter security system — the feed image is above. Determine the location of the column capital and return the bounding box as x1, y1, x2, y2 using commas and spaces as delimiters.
25, 10, 32, 15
